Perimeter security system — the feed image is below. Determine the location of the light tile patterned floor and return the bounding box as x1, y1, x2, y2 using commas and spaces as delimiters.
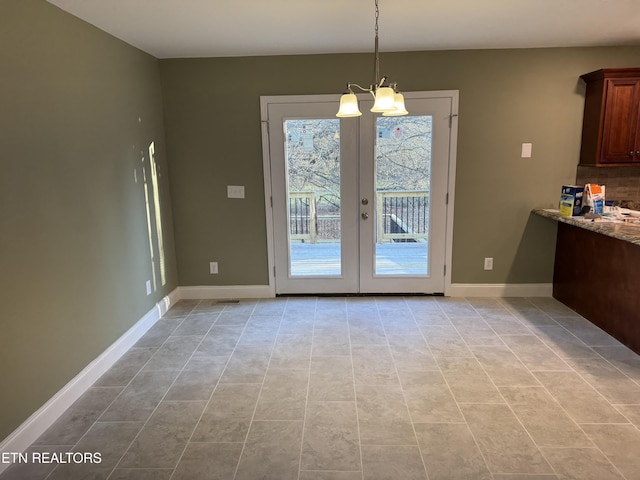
2, 296, 640, 480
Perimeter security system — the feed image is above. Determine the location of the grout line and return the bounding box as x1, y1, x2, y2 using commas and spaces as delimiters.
230, 297, 287, 480
430, 297, 497, 478
14, 296, 640, 480
114, 299, 249, 480
349, 297, 368, 480
44, 302, 204, 480
469, 297, 634, 480
295, 296, 317, 480
104, 303, 205, 480
115, 302, 223, 479
384, 295, 433, 480
466, 298, 570, 478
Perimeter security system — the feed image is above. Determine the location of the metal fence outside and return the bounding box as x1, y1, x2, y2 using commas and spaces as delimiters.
289, 190, 429, 243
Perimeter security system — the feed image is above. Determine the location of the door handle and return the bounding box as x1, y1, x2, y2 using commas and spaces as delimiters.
361, 212, 369, 220
361, 198, 369, 205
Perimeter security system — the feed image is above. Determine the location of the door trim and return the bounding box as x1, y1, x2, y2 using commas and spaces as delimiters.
260, 92, 458, 296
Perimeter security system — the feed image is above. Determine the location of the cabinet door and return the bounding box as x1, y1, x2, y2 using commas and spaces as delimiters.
600, 79, 640, 164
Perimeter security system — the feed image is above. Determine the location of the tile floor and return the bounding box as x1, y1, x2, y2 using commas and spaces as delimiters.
2, 296, 640, 480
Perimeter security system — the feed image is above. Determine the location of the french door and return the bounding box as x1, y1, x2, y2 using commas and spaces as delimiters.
261, 92, 457, 295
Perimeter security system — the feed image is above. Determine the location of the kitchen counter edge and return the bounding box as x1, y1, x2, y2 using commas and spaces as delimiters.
532, 208, 640, 247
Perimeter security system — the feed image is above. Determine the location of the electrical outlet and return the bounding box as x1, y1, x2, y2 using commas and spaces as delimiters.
145, 280, 152, 295
209, 262, 219, 274
484, 257, 494, 271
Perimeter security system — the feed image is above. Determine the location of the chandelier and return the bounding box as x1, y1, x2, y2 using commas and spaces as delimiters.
336, 0, 408, 117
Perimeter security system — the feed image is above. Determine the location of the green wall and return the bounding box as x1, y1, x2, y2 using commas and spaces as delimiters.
160, 47, 640, 286
2, 0, 640, 447
0, 0, 177, 440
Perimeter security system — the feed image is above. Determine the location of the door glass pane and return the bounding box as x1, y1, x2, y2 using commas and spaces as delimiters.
375, 116, 432, 275
285, 119, 342, 276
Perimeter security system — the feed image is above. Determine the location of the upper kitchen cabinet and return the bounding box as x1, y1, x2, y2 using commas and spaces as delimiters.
579, 68, 640, 166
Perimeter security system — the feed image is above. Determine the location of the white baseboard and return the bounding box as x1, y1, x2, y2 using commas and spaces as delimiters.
178, 284, 550, 299
178, 285, 273, 300
0, 289, 180, 473
449, 283, 553, 297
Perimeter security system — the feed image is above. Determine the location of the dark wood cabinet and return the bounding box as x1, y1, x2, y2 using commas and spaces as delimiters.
553, 222, 640, 354
579, 68, 640, 166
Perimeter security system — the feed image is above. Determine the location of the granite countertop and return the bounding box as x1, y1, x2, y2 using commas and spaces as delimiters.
533, 208, 640, 247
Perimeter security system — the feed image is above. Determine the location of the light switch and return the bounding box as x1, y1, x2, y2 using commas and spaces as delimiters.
521, 143, 532, 158
227, 185, 245, 199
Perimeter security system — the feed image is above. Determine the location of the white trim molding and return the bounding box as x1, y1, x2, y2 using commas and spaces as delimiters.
0, 289, 180, 474
261, 92, 458, 296
449, 283, 553, 297
178, 285, 273, 300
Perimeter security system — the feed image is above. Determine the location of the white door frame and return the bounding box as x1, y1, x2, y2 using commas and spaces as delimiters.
260, 92, 458, 296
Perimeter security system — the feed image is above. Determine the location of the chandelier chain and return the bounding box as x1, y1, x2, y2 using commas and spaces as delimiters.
374, 0, 380, 86
336, 0, 407, 117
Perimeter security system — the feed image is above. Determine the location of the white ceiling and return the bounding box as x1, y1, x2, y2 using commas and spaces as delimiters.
47, 0, 640, 59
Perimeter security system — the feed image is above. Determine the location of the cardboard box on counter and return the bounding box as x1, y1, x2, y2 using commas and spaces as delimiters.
559, 185, 584, 216
584, 183, 605, 214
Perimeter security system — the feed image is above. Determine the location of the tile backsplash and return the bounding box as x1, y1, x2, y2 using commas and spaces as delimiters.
576, 165, 640, 209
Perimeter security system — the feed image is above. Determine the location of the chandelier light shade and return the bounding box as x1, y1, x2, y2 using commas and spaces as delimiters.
336, 0, 408, 118
370, 86, 396, 112
336, 91, 363, 117
383, 92, 409, 116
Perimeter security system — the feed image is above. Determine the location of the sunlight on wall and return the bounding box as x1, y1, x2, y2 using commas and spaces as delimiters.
149, 142, 166, 287
142, 154, 157, 291
142, 141, 167, 293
